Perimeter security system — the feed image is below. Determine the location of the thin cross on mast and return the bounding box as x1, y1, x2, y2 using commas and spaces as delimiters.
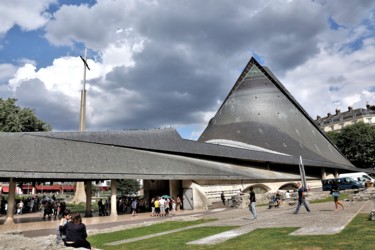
79, 48, 90, 132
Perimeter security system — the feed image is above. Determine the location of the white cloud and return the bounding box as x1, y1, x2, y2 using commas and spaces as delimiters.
2, 0, 375, 139
9, 56, 104, 97
0, 0, 56, 35
0, 63, 17, 83
282, 36, 375, 119
45, 0, 139, 50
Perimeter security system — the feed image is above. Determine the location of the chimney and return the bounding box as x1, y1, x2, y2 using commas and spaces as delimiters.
327, 113, 332, 117
348, 106, 353, 111
335, 109, 340, 115
316, 115, 321, 120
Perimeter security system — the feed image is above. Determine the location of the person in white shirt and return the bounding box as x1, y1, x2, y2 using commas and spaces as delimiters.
159, 197, 166, 217
17, 200, 24, 214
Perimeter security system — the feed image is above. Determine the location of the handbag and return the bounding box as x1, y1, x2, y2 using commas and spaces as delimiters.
332, 191, 339, 197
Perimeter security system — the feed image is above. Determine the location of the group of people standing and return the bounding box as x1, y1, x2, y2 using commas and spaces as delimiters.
150, 196, 182, 217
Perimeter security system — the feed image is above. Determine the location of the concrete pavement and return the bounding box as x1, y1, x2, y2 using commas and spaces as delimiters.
0, 199, 373, 246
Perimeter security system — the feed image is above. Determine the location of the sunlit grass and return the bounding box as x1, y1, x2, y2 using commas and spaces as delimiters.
88, 219, 216, 249
89, 213, 374, 250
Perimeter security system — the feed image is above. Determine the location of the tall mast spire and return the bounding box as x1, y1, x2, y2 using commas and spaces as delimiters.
79, 48, 90, 131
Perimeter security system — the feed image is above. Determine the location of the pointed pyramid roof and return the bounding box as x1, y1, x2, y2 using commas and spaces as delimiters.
198, 57, 354, 168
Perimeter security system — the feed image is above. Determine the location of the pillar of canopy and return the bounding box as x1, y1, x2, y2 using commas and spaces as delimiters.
4, 178, 16, 224
110, 179, 117, 217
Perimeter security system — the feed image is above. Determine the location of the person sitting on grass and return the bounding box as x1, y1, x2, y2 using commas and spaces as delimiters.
59, 212, 92, 249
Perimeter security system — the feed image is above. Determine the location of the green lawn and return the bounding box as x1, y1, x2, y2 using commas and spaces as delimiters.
88, 219, 218, 249
89, 213, 374, 250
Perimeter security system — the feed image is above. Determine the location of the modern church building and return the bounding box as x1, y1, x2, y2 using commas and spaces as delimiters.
0, 57, 366, 217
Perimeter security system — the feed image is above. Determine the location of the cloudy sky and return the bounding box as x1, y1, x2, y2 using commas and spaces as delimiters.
1, 0, 375, 139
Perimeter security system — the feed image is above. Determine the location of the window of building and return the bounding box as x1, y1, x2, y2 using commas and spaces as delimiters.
367, 118, 372, 124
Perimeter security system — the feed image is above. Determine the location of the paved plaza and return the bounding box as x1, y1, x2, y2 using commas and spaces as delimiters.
0, 199, 373, 247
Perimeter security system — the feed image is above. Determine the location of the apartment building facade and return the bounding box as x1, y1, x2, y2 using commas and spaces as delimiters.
315, 104, 375, 132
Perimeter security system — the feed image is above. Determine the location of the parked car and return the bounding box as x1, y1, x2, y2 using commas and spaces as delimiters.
322, 177, 364, 191
339, 172, 374, 184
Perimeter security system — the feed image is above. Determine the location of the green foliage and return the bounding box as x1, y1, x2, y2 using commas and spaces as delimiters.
66, 202, 99, 213
0, 98, 51, 132
326, 122, 375, 168
116, 179, 141, 195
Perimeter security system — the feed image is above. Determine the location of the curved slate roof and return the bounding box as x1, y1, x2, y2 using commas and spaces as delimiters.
0, 57, 369, 182
198, 57, 354, 168
0, 129, 303, 181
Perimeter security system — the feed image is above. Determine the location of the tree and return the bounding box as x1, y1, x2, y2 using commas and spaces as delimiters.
326, 122, 375, 169
116, 179, 141, 196
0, 98, 51, 132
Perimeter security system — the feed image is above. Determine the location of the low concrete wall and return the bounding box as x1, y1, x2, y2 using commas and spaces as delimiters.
186, 179, 324, 210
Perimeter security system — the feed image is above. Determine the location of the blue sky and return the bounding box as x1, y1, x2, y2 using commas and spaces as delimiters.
1, 0, 375, 140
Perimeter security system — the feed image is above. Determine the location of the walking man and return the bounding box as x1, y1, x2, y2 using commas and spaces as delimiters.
293, 182, 311, 214
221, 191, 225, 205
249, 187, 257, 219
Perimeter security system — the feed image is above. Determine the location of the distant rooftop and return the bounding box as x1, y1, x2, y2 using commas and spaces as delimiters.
315, 104, 375, 126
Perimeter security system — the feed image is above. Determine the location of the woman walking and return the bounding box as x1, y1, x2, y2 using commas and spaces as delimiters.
330, 180, 344, 211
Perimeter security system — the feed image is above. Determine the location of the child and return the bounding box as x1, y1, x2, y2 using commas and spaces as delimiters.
56, 209, 71, 245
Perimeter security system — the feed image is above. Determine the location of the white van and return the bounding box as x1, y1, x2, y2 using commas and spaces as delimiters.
339, 172, 374, 183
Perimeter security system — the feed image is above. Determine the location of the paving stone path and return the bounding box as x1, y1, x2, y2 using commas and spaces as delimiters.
0, 199, 373, 248
103, 200, 373, 246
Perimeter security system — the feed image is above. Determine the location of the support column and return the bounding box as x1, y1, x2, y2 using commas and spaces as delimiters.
143, 180, 150, 212
334, 169, 339, 178
85, 181, 93, 217
321, 167, 326, 179
4, 178, 16, 224
168, 180, 173, 198
110, 180, 117, 217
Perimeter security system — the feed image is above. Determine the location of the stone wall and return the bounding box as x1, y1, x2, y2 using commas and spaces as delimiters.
349, 187, 375, 201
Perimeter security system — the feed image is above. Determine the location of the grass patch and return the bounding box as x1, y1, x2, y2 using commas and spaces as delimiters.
107, 226, 237, 250
211, 213, 374, 250
88, 219, 215, 249
89, 213, 375, 250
